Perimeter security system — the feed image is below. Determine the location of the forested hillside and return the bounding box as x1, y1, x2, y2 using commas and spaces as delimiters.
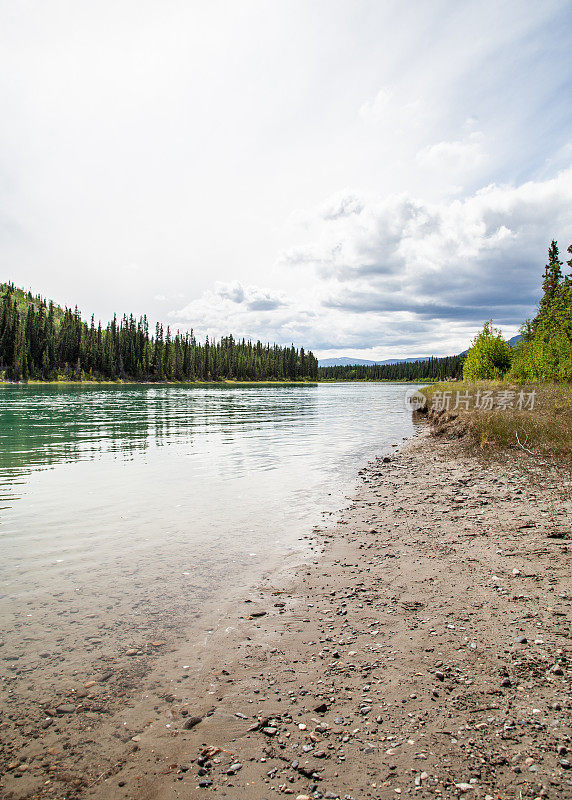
318, 354, 465, 381
0, 283, 318, 382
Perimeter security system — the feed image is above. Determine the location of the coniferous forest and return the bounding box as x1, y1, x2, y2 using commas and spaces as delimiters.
317, 354, 465, 382
0, 283, 318, 382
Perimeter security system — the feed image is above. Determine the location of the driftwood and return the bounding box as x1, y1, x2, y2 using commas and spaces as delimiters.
515, 429, 535, 455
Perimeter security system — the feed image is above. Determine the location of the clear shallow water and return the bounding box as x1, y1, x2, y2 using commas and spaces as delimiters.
0, 383, 417, 616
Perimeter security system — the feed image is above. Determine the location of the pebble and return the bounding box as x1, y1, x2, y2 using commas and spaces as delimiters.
227, 762, 242, 774
56, 704, 76, 714
500, 677, 512, 688
183, 715, 202, 730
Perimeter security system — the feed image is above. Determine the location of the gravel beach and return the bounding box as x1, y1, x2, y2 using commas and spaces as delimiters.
2, 431, 571, 800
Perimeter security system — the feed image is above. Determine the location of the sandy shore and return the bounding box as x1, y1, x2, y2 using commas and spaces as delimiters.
2, 431, 571, 800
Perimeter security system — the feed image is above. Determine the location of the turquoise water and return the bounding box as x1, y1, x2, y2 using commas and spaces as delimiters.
0, 383, 417, 642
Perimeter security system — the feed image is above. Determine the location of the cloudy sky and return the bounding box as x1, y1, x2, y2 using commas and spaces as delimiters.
1, 0, 571, 358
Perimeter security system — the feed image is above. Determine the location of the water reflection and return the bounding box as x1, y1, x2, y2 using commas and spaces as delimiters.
0, 384, 319, 503
0, 384, 418, 582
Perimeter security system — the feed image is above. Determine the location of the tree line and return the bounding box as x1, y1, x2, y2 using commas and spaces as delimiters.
318, 354, 465, 382
0, 283, 318, 382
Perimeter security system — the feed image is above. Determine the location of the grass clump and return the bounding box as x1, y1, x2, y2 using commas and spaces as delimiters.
417, 381, 572, 466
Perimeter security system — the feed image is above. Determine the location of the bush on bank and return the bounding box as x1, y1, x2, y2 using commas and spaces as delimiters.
462, 322, 512, 380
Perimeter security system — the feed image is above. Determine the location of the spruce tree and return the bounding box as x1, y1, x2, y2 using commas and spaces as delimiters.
566, 243, 572, 289
537, 240, 563, 323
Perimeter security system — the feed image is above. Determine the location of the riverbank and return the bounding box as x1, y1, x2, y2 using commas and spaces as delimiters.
2, 430, 570, 800
0, 379, 318, 386
417, 382, 572, 468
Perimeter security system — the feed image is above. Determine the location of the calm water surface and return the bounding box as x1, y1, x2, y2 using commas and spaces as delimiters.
0, 383, 417, 625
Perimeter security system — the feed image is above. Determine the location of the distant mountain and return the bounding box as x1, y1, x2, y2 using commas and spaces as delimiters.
319, 333, 524, 370
318, 356, 431, 367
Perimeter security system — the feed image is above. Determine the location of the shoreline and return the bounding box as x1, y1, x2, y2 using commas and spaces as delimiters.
2, 431, 570, 800
0, 380, 319, 387
0, 379, 430, 386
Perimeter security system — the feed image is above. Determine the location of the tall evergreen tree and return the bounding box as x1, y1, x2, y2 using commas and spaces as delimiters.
536, 240, 563, 324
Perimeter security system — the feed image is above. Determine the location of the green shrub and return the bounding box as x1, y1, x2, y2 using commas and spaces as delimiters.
463, 321, 512, 380
511, 328, 572, 381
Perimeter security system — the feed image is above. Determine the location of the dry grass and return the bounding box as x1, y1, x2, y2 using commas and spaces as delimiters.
416, 381, 572, 468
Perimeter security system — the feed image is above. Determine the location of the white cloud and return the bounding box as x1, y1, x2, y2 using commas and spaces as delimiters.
416, 132, 487, 174
320, 190, 364, 221
359, 87, 393, 121
174, 168, 572, 356
283, 168, 572, 326
170, 281, 288, 340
